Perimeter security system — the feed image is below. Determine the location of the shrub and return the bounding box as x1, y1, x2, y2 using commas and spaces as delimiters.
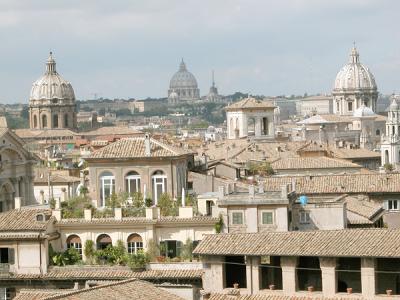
126, 251, 149, 270
61, 196, 92, 219
84, 240, 95, 263
146, 239, 158, 262
180, 238, 193, 261
158, 193, 178, 216
94, 241, 127, 265
214, 214, 224, 233
51, 248, 81, 266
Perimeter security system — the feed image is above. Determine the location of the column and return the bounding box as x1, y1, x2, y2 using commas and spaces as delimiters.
320, 257, 337, 296
255, 117, 262, 137
246, 256, 260, 294
281, 256, 297, 294
361, 258, 376, 297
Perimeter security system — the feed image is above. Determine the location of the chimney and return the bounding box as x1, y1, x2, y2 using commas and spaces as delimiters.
84, 208, 92, 221
179, 206, 193, 218
55, 198, 61, 209
145, 134, 151, 157
218, 186, 225, 199
249, 185, 255, 197
114, 207, 122, 220
281, 184, 289, 198
14, 197, 22, 210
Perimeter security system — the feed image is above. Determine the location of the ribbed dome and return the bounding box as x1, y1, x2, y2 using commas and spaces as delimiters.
169, 60, 198, 89
353, 104, 376, 117
333, 47, 377, 91
30, 52, 75, 101
389, 96, 399, 111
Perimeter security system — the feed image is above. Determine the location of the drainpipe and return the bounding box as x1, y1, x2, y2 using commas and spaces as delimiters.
249, 256, 253, 294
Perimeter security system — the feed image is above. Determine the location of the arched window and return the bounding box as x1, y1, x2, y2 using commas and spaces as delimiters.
385, 150, 389, 165
99, 171, 115, 207
247, 117, 255, 136
64, 114, 69, 127
96, 234, 112, 250
125, 171, 141, 194
376, 129, 381, 136
262, 117, 268, 135
127, 234, 143, 254
42, 115, 47, 128
67, 235, 82, 256
33, 115, 38, 128
152, 170, 167, 205
53, 114, 58, 128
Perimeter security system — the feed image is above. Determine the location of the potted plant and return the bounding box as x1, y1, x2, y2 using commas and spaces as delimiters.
347, 287, 353, 294
269, 284, 275, 290
386, 289, 393, 296
233, 283, 239, 289
307, 286, 314, 292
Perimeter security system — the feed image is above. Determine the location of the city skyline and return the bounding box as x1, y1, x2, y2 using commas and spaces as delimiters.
0, 0, 400, 103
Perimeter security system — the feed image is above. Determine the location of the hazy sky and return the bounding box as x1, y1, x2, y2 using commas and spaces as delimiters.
0, 0, 399, 103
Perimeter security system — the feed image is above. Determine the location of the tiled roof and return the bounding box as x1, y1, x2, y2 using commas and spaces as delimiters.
193, 228, 400, 257
209, 293, 365, 300
14, 290, 69, 300
0, 208, 52, 232
15, 279, 184, 300
34, 174, 80, 184
88, 137, 191, 159
346, 211, 373, 225
225, 98, 275, 111
332, 148, 381, 159
82, 126, 142, 136
263, 173, 400, 194
14, 129, 77, 139
344, 196, 383, 220
271, 157, 361, 170
10, 267, 203, 280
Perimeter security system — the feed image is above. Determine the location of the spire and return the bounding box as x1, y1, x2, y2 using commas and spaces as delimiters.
45, 51, 57, 75
179, 58, 187, 71
211, 70, 215, 87
349, 44, 360, 64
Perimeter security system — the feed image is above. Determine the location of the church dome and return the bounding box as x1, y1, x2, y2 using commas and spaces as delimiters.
353, 103, 376, 117
169, 60, 198, 89
333, 47, 377, 91
30, 52, 75, 102
389, 96, 399, 111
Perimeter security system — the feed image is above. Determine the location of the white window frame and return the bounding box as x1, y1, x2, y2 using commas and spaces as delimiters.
152, 174, 167, 205
100, 175, 115, 207
125, 174, 141, 194
231, 211, 244, 225
127, 241, 144, 254
299, 211, 311, 224
261, 211, 274, 225
387, 200, 400, 211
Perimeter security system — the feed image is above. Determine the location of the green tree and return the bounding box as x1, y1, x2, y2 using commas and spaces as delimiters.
158, 193, 177, 216
84, 240, 95, 263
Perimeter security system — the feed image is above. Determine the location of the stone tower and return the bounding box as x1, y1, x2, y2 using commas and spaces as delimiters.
381, 96, 400, 166
29, 52, 77, 130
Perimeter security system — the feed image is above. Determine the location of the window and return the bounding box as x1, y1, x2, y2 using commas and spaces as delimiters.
336, 102, 339, 112
387, 200, 400, 211
152, 170, 167, 205
66, 235, 82, 256
125, 171, 141, 194
232, 212, 243, 225
127, 234, 143, 254
64, 114, 69, 127
376, 129, 381, 136
299, 211, 311, 224
348, 102, 353, 111
42, 115, 47, 128
99, 171, 115, 207
33, 115, 38, 128
159, 240, 183, 258
96, 234, 112, 250
53, 114, 58, 128
262, 212, 273, 225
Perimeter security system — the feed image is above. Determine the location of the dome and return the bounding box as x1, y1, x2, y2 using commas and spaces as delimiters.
333, 47, 377, 91
353, 104, 376, 117
30, 52, 75, 101
169, 60, 198, 89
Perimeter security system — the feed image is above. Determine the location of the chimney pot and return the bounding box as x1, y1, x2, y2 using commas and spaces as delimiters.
74, 282, 79, 290
145, 134, 151, 156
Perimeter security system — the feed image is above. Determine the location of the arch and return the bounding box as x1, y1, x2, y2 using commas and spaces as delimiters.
247, 117, 255, 136
376, 129, 380, 136
99, 171, 115, 207
42, 114, 48, 128
33, 115, 38, 128
0, 182, 15, 212
125, 171, 141, 194
385, 150, 389, 165
0, 147, 24, 162
53, 114, 59, 128
96, 234, 112, 250
152, 170, 167, 205
127, 233, 143, 254
64, 114, 69, 128
66, 234, 82, 256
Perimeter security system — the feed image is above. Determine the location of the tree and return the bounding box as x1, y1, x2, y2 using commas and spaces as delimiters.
158, 193, 177, 216
84, 240, 95, 263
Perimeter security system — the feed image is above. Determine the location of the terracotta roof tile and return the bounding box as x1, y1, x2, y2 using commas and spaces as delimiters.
0, 208, 52, 232
209, 293, 365, 300
88, 137, 191, 159
225, 98, 275, 111
194, 228, 400, 257
271, 157, 361, 170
